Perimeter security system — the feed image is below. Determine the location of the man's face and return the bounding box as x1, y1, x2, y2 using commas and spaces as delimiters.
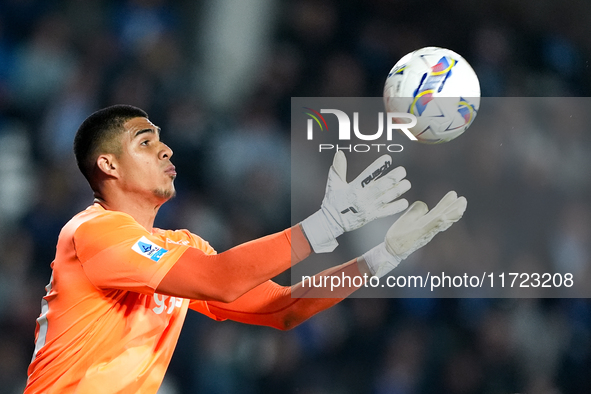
114, 117, 177, 203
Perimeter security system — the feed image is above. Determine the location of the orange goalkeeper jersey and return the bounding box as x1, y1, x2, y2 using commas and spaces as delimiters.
25, 203, 224, 394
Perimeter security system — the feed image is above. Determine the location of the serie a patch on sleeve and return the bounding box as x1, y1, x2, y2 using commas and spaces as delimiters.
132, 236, 169, 262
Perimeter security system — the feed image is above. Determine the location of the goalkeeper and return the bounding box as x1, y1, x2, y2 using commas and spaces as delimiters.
25, 105, 466, 394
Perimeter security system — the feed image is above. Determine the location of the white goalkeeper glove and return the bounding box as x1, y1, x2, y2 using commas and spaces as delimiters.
301, 151, 411, 253
361, 191, 467, 277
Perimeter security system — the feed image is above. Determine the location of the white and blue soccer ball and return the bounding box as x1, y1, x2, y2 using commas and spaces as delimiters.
384, 47, 480, 144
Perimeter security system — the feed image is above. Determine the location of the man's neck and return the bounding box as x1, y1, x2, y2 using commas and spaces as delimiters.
93, 195, 161, 231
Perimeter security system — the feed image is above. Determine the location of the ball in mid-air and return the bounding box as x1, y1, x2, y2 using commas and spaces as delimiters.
384, 47, 481, 144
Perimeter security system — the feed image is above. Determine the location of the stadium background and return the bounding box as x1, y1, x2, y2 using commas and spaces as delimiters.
0, 0, 590, 393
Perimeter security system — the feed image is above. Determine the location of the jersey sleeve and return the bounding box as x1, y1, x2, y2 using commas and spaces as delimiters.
74, 212, 190, 294
185, 231, 217, 256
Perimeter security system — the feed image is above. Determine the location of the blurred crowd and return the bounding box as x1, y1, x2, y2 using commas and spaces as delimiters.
1, 0, 591, 393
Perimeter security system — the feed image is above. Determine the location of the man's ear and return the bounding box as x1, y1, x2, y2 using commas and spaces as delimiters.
96, 154, 119, 178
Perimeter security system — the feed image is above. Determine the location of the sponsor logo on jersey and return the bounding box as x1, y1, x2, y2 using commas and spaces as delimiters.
132, 236, 169, 262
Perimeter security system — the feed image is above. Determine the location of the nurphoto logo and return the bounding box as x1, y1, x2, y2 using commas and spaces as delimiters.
303, 107, 417, 153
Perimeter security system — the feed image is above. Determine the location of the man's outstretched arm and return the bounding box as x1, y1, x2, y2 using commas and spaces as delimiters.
157, 224, 311, 303
203, 191, 467, 330
157, 152, 410, 303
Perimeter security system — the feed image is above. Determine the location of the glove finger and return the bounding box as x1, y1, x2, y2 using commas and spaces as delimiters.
384, 201, 429, 256
418, 196, 467, 234
332, 151, 347, 181
385, 196, 466, 260
372, 198, 409, 219
444, 196, 467, 219
373, 179, 411, 205
364, 166, 408, 196
426, 191, 458, 217
413, 218, 457, 252
423, 194, 466, 224
373, 165, 407, 187
392, 215, 458, 259
390, 200, 429, 231
351, 154, 393, 188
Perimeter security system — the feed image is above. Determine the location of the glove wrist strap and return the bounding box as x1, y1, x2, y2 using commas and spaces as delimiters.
301, 210, 340, 253
362, 242, 402, 278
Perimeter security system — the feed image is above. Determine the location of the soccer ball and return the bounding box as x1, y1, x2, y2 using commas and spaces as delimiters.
384, 47, 480, 144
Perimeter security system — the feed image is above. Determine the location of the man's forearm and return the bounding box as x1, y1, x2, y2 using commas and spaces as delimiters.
206, 258, 364, 330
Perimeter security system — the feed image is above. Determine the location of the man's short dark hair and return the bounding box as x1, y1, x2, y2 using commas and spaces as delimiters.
74, 104, 148, 188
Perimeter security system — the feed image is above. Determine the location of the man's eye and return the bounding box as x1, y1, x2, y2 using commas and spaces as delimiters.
141, 140, 149, 146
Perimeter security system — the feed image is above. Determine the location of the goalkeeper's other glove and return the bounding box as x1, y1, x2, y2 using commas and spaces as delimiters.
301, 151, 410, 253
361, 191, 467, 277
